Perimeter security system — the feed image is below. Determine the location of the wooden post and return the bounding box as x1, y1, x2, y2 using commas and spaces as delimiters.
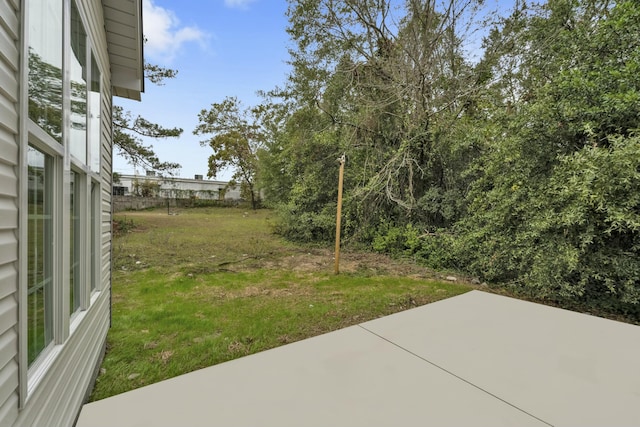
334, 154, 345, 274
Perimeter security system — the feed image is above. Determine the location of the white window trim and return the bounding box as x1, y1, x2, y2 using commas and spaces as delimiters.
20, 140, 65, 403
90, 179, 102, 295
18, 0, 105, 407
88, 51, 104, 178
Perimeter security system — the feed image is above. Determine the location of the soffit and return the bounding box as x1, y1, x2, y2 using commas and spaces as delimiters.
102, 0, 144, 100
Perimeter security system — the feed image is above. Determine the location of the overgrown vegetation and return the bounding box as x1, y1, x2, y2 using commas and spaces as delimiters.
91, 208, 471, 400
247, 0, 640, 319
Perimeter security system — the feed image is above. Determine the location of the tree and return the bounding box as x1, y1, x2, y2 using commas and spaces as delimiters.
260, 0, 640, 318
262, 0, 492, 241
132, 177, 160, 197
113, 63, 183, 174
454, 0, 640, 309
193, 97, 265, 209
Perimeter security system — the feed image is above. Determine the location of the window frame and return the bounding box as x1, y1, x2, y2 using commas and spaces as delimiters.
69, 168, 84, 318
22, 128, 66, 399
90, 179, 101, 295
24, 143, 58, 369
89, 51, 102, 174
69, 0, 88, 165
18, 0, 106, 406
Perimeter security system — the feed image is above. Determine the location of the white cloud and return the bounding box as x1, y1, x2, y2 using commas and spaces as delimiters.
224, 0, 257, 9
143, 0, 208, 63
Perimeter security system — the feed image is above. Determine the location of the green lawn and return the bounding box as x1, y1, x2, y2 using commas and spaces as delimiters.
90, 207, 472, 401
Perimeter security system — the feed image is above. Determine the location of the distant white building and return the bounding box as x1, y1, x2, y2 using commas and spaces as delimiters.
114, 172, 242, 200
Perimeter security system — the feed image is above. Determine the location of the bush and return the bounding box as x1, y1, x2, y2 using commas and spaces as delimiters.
371, 222, 460, 270
527, 134, 640, 304
273, 203, 337, 242
456, 134, 640, 317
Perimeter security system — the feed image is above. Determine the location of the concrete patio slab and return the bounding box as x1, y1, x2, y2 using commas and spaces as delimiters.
362, 291, 640, 427
77, 291, 640, 427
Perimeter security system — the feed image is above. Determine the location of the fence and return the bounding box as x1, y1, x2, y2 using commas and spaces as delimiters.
112, 196, 243, 212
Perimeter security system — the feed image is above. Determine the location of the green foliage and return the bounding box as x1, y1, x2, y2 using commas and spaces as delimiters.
112, 172, 122, 185
112, 216, 136, 236
259, 105, 345, 238
113, 106, 182, 174
113, 63, 183, 174
143, 63, 178, 85
372, 223, 421, 256
371, 222, 463, 271
453, 0, 640, 313
131, 178, 161, 197
529, 135, 640, 304
274, 204, 336, 242
261, 0, 490, 243
256, 0, 640, 318
194, 97, 265, 209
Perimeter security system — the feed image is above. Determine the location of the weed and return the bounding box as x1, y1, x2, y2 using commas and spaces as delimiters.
112, 216, 136, 235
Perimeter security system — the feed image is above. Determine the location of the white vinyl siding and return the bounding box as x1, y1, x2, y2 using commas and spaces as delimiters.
0, 0, 121, 425
0, 0, 20, 424
99, 81, 113, 294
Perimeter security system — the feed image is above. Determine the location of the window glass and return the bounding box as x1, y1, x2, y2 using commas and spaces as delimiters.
89, 53, 101, 173
28, 0, 63, 143
90, 182, 99, 292
70, 171, 81, 314
27, 146, 54, 365
70, 0, 87, 163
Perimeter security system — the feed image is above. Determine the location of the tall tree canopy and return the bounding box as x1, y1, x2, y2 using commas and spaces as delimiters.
256, 0, 640, 318
261, 0, 495, 238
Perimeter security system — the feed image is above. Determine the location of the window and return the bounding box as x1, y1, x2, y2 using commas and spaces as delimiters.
89, 53, 101, 173
27, 147, 54, 366
70, 0, 87, 163
70, 171, 81, 315
24, 0, 104, 375
90, 182, 100, 292
27, 0, 63, 143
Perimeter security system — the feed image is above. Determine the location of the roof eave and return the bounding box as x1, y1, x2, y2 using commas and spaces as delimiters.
103, 0, 144, 101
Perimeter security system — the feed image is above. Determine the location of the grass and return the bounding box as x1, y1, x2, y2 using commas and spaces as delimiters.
90, 207, 473, 401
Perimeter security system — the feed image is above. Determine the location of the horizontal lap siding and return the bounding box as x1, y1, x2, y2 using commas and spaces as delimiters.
100, 85, 113, 293
0, 0, 19, 425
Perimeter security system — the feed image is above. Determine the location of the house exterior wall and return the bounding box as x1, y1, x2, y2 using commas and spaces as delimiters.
0, 0, 22, 423
0, 0, 138, 425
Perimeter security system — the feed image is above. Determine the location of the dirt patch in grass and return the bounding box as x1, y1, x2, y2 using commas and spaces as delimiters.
261, 247, 442, 278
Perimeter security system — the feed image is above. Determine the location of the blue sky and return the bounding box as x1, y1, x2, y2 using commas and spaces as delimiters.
113, 0, 291, 180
